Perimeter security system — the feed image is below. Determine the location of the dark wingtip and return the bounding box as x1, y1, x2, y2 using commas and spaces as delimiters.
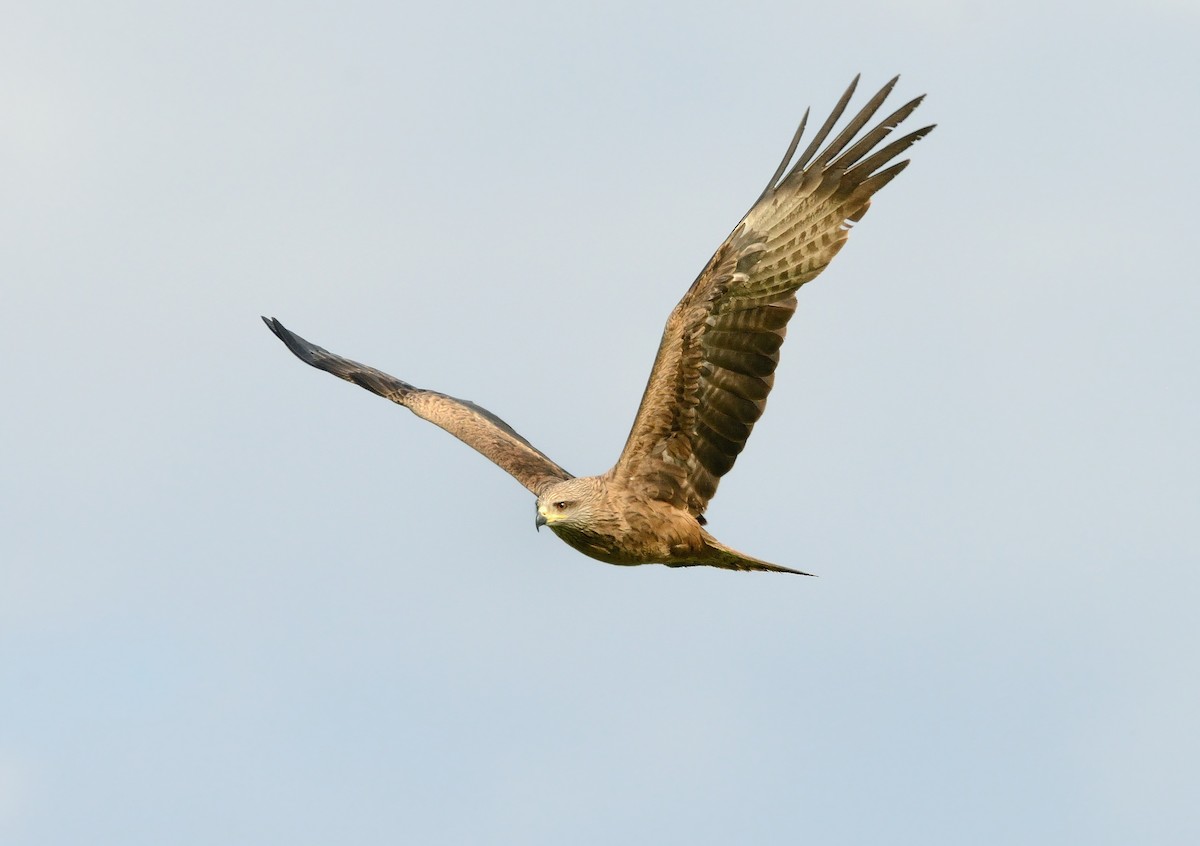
260, 315, 324, 368
261, 315, 286, 339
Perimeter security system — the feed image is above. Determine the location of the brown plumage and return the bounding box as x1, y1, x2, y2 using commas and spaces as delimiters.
264, 76, 934, 575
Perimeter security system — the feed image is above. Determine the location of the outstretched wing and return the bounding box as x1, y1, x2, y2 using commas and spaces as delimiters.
263, 317, 573, 494
612, 76, 933, 517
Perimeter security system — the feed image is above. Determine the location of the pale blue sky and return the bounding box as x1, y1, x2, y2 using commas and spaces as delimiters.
3, 1, 1198, 843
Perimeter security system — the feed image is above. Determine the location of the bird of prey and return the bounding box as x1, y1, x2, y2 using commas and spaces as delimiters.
264, 76, 933, 575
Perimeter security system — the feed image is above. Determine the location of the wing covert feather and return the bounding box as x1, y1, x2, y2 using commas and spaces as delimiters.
263, 318, 572, 494
612, 77, 933, 516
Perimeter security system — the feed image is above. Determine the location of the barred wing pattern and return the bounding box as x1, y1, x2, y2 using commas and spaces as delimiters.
612, 76, 933, 517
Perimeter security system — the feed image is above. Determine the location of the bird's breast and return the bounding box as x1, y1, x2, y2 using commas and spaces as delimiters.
549, 498, 705, 567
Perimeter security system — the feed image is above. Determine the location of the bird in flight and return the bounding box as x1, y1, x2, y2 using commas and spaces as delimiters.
265, 75, 933, 575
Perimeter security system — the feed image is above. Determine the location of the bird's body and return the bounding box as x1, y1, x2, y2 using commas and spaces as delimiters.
539, 476, 700, 567
534, 475, 800, 574
265, 76, 933, 575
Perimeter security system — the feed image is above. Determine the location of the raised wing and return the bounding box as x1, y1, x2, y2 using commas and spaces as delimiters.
263, 318, 573, 494
612, 76, 933, 517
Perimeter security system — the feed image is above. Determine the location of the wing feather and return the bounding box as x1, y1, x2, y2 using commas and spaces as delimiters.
611, 77, 934, 516
263, 317, 572, 494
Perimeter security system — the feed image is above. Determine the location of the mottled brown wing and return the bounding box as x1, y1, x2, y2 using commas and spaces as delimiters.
264, 318, 573, 495
611, 76, 934, 516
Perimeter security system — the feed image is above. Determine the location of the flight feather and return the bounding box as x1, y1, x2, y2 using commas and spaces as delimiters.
263, 317, 573, 494
612, 76, 933, 518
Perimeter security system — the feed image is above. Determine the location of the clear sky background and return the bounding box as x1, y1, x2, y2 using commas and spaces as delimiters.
3, 1, 1197, 843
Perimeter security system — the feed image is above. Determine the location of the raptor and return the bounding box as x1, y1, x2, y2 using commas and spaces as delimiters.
265, 76, 933, 574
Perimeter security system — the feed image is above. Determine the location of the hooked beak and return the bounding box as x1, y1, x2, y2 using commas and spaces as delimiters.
535, 510, 547, 531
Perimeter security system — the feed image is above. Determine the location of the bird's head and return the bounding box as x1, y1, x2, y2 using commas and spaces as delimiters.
535, 478, 601, 533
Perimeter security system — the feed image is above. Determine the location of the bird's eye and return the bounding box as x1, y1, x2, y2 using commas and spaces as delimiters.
554, 501, 569, 510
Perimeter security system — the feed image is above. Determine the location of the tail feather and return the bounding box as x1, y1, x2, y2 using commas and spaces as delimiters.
672, 536, 815, 576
